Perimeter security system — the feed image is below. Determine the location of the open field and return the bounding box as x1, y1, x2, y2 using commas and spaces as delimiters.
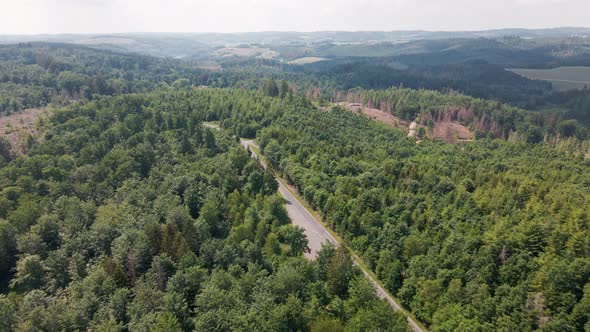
213, 46, 278, 59
509, 66, 590, 90
288, 57, 328, 65
432, 120, 474, 143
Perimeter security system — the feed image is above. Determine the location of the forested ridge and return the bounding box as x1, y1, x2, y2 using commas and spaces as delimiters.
2, 42, 589, 131
0, 43, 210, 114
0, 91, 409, 331
528, 88, 590, 126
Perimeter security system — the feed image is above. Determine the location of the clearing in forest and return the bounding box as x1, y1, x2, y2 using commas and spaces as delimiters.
339, 102, 409, 128
288, 57, 328, 65
431, 120, 474, 143
338, 102, 474, 143
0, 108, 50, 155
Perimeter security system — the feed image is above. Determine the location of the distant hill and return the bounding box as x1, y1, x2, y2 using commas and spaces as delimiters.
1, 28, 590, 59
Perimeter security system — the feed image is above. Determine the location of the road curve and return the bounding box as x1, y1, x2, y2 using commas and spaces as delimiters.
239, 138, 425, 332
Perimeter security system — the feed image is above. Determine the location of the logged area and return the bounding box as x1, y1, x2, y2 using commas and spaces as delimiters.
0, 107, 48, 154
340, 102, 409, 128
339, 102, 474, 143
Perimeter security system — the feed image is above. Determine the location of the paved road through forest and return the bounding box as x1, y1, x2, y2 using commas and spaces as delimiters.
239, 138, 425, 332
240, 139, 338, 259
202, 124, 424, 331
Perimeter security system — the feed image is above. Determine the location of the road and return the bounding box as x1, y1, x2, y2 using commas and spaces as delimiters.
277, 182, 338, 260
240, 139, 337, 259
239, 138, 425, 332
202, 124, 424, 331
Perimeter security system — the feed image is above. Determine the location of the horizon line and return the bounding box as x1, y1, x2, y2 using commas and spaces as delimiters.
2, 26, 590, 37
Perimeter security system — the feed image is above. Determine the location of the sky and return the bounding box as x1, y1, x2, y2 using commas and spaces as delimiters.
0, 0, 588, 34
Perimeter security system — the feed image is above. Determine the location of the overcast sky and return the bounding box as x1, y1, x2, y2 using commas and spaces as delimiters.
0, 0, 588, 34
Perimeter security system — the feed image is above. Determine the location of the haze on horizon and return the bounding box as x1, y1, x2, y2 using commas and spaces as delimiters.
1, 0, 589, 35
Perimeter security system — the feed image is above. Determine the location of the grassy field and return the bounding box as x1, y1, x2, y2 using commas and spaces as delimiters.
288, 56, 328, 65
213, 46, 278, 59
509, 66, 590, 91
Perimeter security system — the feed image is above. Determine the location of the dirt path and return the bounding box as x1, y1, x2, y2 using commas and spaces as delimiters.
238, 136, 425, 332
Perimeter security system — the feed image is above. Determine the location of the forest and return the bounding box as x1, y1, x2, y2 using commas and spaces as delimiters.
2, 42, 590, 129
213, 88, 590, 331
0, 91, 410, 331
0, 38, 589, 332
0, 43, 209, 114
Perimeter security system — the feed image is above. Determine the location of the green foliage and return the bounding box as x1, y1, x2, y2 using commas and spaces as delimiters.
0, 43, 209, 115
0, 295, 16, 331
10, 255, 45, 291
243, 94, 590, 330
310, 317, 344, 332
0, 220, 17, 278
1, 42, 588, 329
0, 137, 11, 162
326, 246, 355, 297
277, 225, 310, 256
262, 78, 279, 97
0, 90, 406, 331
